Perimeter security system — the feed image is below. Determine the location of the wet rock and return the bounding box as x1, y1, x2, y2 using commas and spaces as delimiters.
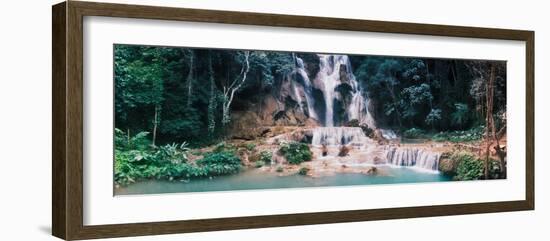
338, 145, 350, 157
338, 63, 350, 84
371, 130, 387, 143
296, 53, 320, 80
373, 156, 384, 165
361, 167, 377, 175
321, 144, 328, 156
438, 153, 458, 175
366, 167, 377, 174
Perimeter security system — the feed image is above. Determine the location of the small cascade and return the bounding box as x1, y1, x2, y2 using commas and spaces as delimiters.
311, 127, 370, 146
379, 129, 398, 140
291, 81, 304, 111
384, 146, 440, 171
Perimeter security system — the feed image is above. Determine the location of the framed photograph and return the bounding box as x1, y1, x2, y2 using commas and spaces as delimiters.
52, 1, 534, 240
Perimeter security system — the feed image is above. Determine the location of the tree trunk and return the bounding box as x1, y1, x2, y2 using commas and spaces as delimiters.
186, 52, 194, 109
484, 64, 496, 179
385, 81, 402, 127
207, 53, 216, 137
221, 51, 251, 126
152, 104, 160, 147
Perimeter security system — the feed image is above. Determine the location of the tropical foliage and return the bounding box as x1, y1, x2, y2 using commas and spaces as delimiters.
114, 129, 241, 186
351, 56, 506, 132
115, 45, 299, 147
455, 153, 484, 181
278, 141, 313, 165
113, 44, 507, 187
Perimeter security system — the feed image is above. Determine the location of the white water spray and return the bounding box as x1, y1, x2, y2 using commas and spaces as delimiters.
384, 146, 440, 171
311, 127, 370, 146
294, 56, 318, 120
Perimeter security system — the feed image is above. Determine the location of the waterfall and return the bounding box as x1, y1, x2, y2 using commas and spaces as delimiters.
384, 146, 440, 171
379, 129, 398, 140
316, 55, 339, 127
315, 55, 374, 127
291, 81, 304, 111
294, 56, 318, 120
292, 54, 374, 127
311, 127, 370, 146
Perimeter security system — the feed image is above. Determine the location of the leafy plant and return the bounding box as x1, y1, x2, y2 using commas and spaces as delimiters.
432, 126, 484, 142
451, 103, 469, 128
453, 152, 484, 180
259, 150, 272, 164
276, 166, 284, 173
403, 128, 425, 138
114, 128, 151, 150
346, 119, 360, 127
212, 141, 237, 154
114, 128, 128, 149
298, 167, 310, 175
130, 131, 150, 149
114, 146, 245, 186
154, 142, 189, 164
425, 108, 442, 128
254, 161, 265, 168
245, 143, 256, 151
114, 150, 138, 185
278, 141, 312, 165
197, 151, 242, 176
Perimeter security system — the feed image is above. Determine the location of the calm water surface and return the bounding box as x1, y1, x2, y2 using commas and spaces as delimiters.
115, 166, 452, 195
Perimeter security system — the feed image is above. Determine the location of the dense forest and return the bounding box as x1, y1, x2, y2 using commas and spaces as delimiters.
114, 44, 507, 191
116, 45, 294, 146
115, 44, 506, 146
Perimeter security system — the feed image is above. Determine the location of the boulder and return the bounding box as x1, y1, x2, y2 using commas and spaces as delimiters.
438, 154, 458, 175
321, 145, 328, 156
338, 145, 350, 157
361, 167, 377, 175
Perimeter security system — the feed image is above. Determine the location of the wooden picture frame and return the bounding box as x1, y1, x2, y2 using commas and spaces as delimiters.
52, 1, 534, 240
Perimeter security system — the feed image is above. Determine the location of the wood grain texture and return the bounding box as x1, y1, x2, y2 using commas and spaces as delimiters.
52, 2, 67, 240
71, 1, 532, 40
66, 2, 85, 240
51, 1, 535, 240
525, 32, 535, 209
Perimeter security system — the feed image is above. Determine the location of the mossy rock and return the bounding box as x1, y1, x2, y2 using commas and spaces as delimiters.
248, 152, 261, 163
438, 157, 457, 175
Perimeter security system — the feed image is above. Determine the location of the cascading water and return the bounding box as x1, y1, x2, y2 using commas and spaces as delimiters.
290, 54, 440, 173
379, 129, 398, 140
292, 54, 374, 127
311, 127, 370, 146
316, 55, 339, 127
294, 56, 318, 120
384, 146, 440, 171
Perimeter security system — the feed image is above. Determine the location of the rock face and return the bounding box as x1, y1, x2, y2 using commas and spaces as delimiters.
266, 128, 313, 144
228, 111, 265, 140
228, 53, 376, 139
438, 153, 458, 175
228, 88, 320, 140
